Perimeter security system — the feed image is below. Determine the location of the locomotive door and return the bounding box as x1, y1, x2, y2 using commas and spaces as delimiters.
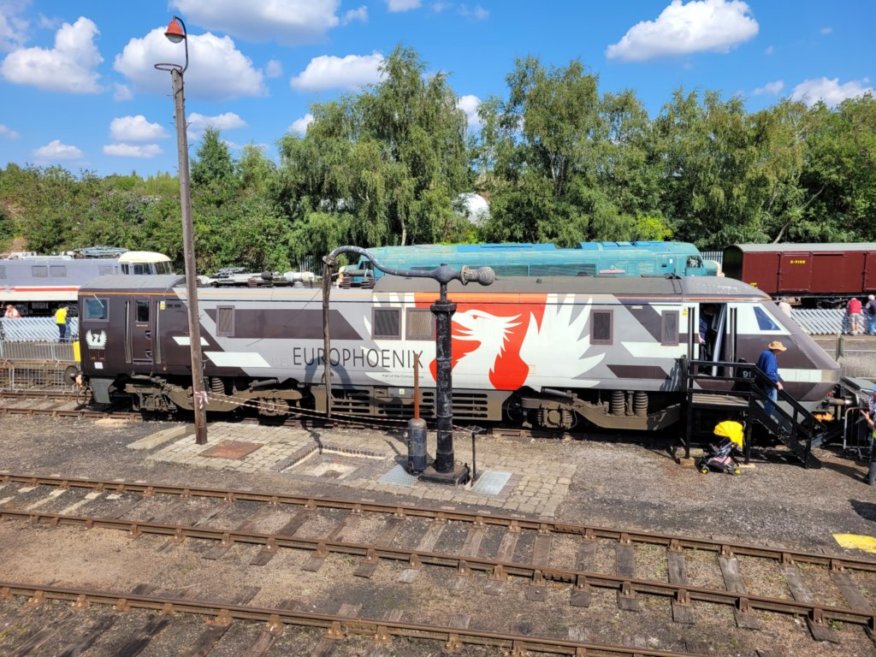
127, 299, 154, 364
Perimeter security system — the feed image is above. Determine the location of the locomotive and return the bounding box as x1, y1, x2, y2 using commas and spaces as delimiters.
74, 272, 838, 432
349, 241, 718, 285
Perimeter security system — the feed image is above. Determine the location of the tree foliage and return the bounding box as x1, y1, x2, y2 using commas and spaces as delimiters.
0, 49, 873, 267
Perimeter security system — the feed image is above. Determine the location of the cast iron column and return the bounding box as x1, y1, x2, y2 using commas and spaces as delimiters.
432, 282, 456, 473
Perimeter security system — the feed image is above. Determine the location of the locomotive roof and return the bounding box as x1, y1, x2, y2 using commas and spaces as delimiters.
728, 243, 876, 253
80, 274, 185, 292
374, 273, 768, 299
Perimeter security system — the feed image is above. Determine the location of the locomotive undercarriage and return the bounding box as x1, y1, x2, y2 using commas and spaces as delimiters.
316, 385, 681, 432
123, 375, 304, 416
118, 374, 680, 431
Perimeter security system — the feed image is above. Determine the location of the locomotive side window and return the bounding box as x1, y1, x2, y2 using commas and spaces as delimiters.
591, 310, 613, 344
99, 265, 114, 276
50, 265, 66, 277
136, 301, 149, 323
216, 306, 235, 337
406, 308, 434, 340
754, 306, 781, 331
373, 308, 401, 339
0, 266, 5, 279
661, 310, 680, 345
84, 297, 108, 321
31, 265, 47, 278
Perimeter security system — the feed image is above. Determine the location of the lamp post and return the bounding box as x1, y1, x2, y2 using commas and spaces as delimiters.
323, 246, 495, 484
155, 16, 208, 444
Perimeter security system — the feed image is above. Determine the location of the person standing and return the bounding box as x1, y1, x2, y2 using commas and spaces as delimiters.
861, 409, 876, 485
756, 340, 786, 417
54, 305, 68, 342
847, 297, 863, 335
865, 294, 876, 336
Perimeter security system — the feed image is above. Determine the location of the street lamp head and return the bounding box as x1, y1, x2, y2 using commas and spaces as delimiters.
165, 16, 186, 43
155, 15, 189, 74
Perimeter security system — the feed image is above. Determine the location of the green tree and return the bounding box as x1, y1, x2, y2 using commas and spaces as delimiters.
274, 45, 472, 258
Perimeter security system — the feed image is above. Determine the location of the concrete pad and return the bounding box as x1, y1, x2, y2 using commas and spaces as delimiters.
128, 425, 190, 450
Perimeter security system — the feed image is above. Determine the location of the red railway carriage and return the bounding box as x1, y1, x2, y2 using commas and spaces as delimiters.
722, 243, 876, 305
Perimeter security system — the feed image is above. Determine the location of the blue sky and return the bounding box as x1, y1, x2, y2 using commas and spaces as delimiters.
0, 0, 873, 178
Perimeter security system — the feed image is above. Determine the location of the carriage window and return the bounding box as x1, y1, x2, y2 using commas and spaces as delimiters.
50, 265, 66, 277
591, 310, 613, 344
31, 265, 47, 278
754, 306, 781, 331
216, 306, 235, 337
406, 308, 434, 340
661, 311, 680, 345
373, 308, 401, 339
136, 301, 149, 323
84, 297, 108, 320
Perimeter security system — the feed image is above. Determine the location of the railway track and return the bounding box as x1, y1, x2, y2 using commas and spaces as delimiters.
0, 473, 873, 656
0, 581, 697, 657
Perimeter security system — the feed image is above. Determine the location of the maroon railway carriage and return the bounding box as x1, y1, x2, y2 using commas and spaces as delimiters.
722, 243, 876, 306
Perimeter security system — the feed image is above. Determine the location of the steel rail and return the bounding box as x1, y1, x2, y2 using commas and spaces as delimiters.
3, 508, 874, 630
2, 472, 874, 574
0, 580, 700, 657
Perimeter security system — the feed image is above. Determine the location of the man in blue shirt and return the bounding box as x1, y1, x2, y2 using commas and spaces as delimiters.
755, 340, 786, 417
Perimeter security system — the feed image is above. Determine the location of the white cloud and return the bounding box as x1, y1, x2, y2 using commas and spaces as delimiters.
289, 113, 314, 134
187, 111, 247, 140
606, 0, 758, 62
103, 143, 162, 158
0, 0, 29, 52
265, 59, 282, 78
0, 123, 19, 139
110, 115, 168, 142
113, 83, 133, 101
764, 45, 774, 56
34, 139, 83, 162
1, 16, 102, 93
752, 80, 783, 96
114, 27, 265, 101
343, 6, 368, 24
291, 52, 384, 92
790, 77, 874, 107
387, 0, 421, 11
459, 4, 489, 20
457, 94, 481, 129
170, 0, 340, 44
819, 26, 832, 35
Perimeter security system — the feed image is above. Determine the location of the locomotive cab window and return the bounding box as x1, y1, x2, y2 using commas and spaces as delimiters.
754, 306, 781, 331
135, 301, 149, 323
372, 308, 401, 339
591, 310, 613, 345
406, 308, 434, 340
84, 297, 108, 321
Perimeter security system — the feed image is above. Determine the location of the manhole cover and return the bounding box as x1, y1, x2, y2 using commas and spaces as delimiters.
200, 440, 263, 459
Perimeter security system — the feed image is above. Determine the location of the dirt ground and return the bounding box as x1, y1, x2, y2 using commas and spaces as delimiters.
0, 414, 874, 657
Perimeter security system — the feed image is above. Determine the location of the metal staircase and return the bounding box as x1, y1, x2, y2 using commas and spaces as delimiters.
680, 358, 826, 467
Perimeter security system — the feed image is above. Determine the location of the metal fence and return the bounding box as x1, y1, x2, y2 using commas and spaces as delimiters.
0, 341, 76, 362
0, 318, 79, 343
0, 363, 75, 391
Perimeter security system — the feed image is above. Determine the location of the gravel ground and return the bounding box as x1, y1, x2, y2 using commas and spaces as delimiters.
0, 414, 874, 657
